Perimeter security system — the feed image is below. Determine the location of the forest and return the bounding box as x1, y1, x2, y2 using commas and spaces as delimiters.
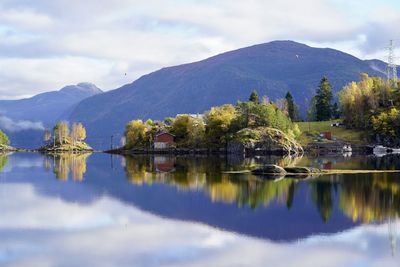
338, 73, 400, 144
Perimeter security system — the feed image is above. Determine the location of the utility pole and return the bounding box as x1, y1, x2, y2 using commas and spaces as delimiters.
110, 135, 114, 150
387, 40, 398, 83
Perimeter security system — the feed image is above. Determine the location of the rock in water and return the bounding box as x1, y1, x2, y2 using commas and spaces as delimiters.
251, 164, 287, 175
284, 167, 319, 173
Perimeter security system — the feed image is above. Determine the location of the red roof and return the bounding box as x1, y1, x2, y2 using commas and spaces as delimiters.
155, 132, 175, 143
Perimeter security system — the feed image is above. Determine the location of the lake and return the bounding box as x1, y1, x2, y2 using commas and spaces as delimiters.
0, 152, 399, 266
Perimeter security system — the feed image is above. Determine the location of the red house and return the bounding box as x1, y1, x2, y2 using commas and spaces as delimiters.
154, 132, 175, 149
322, 132, 332, 140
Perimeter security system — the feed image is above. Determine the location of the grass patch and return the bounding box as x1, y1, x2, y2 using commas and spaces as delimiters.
297, 120, 366, 146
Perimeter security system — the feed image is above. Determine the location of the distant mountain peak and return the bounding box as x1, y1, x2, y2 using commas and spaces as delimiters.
60, 82, 103, 95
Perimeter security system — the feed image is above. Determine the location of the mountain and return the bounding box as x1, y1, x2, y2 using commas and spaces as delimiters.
68, 40, 387, 148
0, 82, 102, 148
0, 82, 102, 125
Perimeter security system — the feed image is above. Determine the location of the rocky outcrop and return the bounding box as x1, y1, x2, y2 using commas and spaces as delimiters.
229, 127, 303, 156
251, 164, 287, 175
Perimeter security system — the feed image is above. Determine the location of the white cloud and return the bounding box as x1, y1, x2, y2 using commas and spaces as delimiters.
0, 115, 44, 132
0, 0, 399, 99
0, 7, 52, 31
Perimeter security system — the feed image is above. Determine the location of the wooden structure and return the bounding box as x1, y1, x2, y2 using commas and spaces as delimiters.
154, 132, 175, 149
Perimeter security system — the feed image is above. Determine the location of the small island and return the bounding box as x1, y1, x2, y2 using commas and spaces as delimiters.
39, 122, 93, 152
110, 90, 303, 156
0, 129, 16, 152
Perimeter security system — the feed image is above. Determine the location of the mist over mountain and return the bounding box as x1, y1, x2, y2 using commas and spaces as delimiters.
67, 41, 386, 148
0, 82, 102, 148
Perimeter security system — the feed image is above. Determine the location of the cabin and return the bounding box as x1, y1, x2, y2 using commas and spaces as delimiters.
154, 132, 175, 149
321, 132, 332, 140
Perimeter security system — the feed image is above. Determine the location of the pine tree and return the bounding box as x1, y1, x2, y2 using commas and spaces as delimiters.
315, 77, 333, 121
332, 102, 340, 119
249, 90, 260, 104
285, 91, 298, 121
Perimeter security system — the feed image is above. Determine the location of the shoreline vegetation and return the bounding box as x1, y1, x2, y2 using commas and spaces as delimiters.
39, 121, 93, 152
0, 74, 399, 156
116, 91, 304, 156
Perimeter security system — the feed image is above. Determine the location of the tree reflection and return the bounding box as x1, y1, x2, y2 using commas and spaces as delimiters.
44, 153, 90, 181
311, 181, 334, 222
124, 155, 298, 209
339, 173, 400, 223
0, 153, 9, 171
123, 155, 400, 223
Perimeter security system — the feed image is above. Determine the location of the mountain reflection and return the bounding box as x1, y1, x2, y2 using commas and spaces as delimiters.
123, 155, 400, 223
43, 153, 90, 181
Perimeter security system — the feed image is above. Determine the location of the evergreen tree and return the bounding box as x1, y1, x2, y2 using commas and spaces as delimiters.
332, 102, 340, 119
315, 77, 333, 121
249, 90, 260, 104
285, 91, 298, 121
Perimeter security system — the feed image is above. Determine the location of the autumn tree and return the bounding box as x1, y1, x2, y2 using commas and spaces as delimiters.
53, 122, 70, 145
0, 130, 10, 146
71, 123, 86, 145
274, 98, 288, 116
170, 115, 205, 147
233, 100, 296, 134
371, 108, 400, 142
338, 73, 400, 144
43, 129, 51, 144
124, 120, 150, 149
205, 104, 237, 146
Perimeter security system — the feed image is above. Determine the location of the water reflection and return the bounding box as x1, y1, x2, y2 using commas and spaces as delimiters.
0, 152, 400, 266
0, 179, 398, 266
123, 155, 400, 224
43, 153, 90, 181
0, 153, 9, 171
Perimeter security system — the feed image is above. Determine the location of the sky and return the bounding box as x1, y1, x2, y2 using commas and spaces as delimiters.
0, 0, 399, 99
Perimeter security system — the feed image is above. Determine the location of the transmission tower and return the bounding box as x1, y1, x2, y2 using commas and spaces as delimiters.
387, 40, 398, 83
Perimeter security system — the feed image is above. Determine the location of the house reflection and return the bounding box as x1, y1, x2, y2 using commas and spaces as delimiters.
154, 156, 175, 172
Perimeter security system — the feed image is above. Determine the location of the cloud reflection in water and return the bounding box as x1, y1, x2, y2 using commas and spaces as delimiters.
0, 182, 398, 267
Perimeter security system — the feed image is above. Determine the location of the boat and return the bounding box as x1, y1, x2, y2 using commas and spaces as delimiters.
373, 145, 388, 156
342, 144, 352, 153
393, 149, 400, 154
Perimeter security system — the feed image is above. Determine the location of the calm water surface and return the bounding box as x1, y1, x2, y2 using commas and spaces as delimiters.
0, 152, 399, 266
